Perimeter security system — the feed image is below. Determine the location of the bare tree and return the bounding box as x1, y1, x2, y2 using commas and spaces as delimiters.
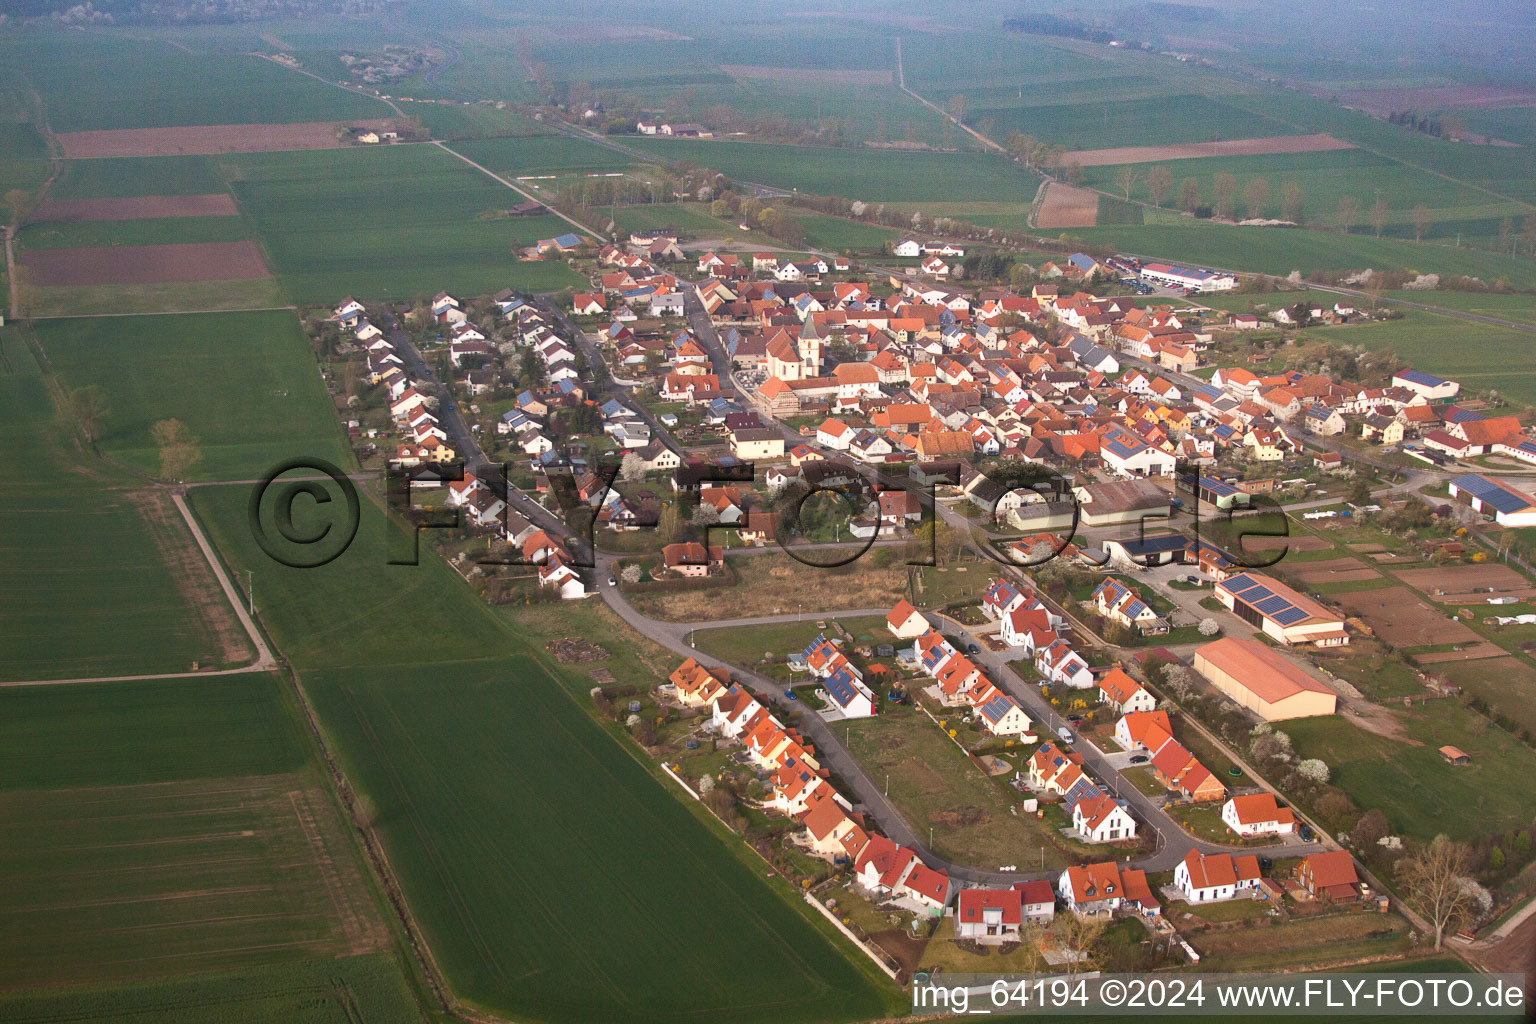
1065, 161, 1084, 187
1243, 177, 1271, 219
1398, 835, 1476, 948
69, 386, 108, 446
1281, 181, 1304, 223
1053, 913, 1107, 977
1114, 165, 1137, 201
1411, 204, 1431, 243
1369, 198, 1389, 237
1180, 177, 1200, 213
1212, 173, 1237, 219
1146, 165, 1172, 208
1337, 195, 1362, 233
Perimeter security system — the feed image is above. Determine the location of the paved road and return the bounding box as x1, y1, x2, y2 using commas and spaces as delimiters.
594, 549, 1301, 881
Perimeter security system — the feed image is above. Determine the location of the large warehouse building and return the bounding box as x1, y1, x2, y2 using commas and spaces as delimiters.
1214, 572, 1349, 647
1448, 474, 1536, 527
1193, 637, 1338, 721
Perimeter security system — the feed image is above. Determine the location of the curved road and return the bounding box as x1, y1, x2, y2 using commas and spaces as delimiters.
593, 546, 1304, 884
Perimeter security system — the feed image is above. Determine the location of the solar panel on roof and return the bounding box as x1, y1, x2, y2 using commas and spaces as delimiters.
1243, 586, 1275, 604
1272, 607, 1311, 626
1254, 595, 1290, 615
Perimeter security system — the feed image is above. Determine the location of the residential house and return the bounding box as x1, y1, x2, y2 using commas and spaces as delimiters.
1221, 793, 1296, 837
1174, 849, 1262, 903
1296, 850, 1361, 901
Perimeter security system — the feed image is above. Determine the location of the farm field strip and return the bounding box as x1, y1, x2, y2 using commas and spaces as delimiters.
1065, 132, 1354, 167
32, 310, 352, 483
186, 480, 893, 1023
32, 194, 240, 221
56, 121, 406, 159
19, 241, 270, 286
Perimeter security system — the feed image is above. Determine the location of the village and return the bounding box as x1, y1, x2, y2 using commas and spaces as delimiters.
304, 214, 1536, 979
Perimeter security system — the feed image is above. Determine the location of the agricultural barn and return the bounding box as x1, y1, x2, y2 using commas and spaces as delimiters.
1193, 637, 1338, 721
1391, 369, 1460, 403
1448, 474, 1536, 527
1214, 572, 1348, 647
1138, 262, 1237, 293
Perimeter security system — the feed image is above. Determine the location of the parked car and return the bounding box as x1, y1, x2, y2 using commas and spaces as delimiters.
1299, 824, 1316, 842
607, 577, 617, 586
1129, 754, 1148, 764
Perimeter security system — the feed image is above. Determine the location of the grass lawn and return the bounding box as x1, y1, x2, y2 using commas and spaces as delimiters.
843, 703, 1068, 870
692, 614, 891, 668
1285, 702, 1536, 842
34, 310, 353, 482
189, 484, 895, 1023
1169, 897, 1271, 924
223, 145, 586, 304
1310, 642, 1426, 700
630, 551, 910, 621
1192, 910, 1411, 971
1122, 766, 1170, 798
1427, 656, 1536, 738
0, 328, 252, 681
1168, 802, 1267, 845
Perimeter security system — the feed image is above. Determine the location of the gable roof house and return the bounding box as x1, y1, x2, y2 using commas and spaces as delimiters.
1097, 667, 1156, 714
1222, 793, 1296, 837
1175, 849, 1262, 903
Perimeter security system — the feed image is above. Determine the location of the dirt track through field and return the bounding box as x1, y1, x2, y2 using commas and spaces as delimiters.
32, 195, 240, 222
56, 119, 400, 158
1034, 181, 1098, 228
1065, 133, 1354, 167
1412, 643, 1509, 664
20, 241, 270, 285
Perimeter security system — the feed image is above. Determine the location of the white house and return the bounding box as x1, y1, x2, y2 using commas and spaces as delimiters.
955, 888, 1022, 943
1071, 792, 1137, 843
1221, 793, 1296, 837
1174, 849, 1262, 904
886, 599, 929, 639
1035, 639, 1094, 689
893, 238, 923, 257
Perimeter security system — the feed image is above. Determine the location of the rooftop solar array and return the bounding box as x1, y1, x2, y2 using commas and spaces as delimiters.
1221, 573, 1319, 626
1198, 476, 1239, 497
1452, 474, 1536, 516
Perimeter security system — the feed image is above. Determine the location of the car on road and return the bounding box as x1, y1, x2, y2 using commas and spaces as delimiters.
607, 577, 617, 586
784, 690, 798, 701
1129, 754, 1148, 764
966, 643, 980, 654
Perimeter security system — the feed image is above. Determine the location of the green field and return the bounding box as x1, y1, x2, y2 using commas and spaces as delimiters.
11, 33, 391, 131
985, 93, 1299, 151
34, 311, 353, 482
452, 135, 637, 177
1285, 701, 1536, 842
19, 215, 250, 250
622, 137, 1043, 203
1076, 221, 1536, 290
25, 278, 289, 318
1297, 310, 1536, 405
0, 674, 306, 789
398, 99, 552, 141
49, 155, 229, 199
188, 483, 894, 1024
0, 670, 408, 1001
0, 328, 251, 681
1385, 289, 1536, 326
797, 212, 899, 251
0, 955, 426, 1024
610, 201, 740, 240
224, 145, 586, 303
1079, 147, 1526, 240
0, 122, 51, 199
